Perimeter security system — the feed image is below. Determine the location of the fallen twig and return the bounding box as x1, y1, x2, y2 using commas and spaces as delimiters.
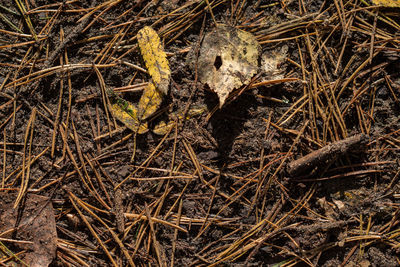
287, 133, 369, 177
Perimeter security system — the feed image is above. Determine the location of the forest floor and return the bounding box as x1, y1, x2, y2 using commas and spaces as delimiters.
1, 0, 400, 266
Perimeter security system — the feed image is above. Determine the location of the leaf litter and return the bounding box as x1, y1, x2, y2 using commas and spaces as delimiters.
108, 96, 149, 134
137, 82, 163, 120
2, 0, 400, 266
261, 45, 288, 81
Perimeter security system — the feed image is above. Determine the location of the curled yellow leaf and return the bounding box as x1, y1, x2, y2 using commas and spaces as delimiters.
152, 120, 176, 136
152, 105, 208, 136
138, 82, 163, 120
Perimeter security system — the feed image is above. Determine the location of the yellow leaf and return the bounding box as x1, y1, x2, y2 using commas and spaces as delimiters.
109, 100, 148, 134
138, 82, 163, 120
371, 0, 400, 7
152, 105, 208, 136
137, 26, 171, 95
152, 120, 175, 136
183, 105, 208, 118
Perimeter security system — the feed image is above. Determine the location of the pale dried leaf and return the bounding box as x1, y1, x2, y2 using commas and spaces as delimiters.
261, 46, 287, 80
198, 25, 260, 107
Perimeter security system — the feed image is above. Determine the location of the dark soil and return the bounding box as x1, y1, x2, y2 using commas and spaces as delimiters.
1, 0, 400, 266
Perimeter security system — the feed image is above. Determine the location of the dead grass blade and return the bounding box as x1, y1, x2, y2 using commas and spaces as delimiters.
114, 125, 173, 189
68, 193, 118, 267
69, 192, 135, 267
13, 0, 37, 39
170, 199, 183, 267
144, 204, 167, 267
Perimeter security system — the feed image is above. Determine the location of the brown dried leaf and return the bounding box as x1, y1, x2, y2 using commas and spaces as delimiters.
0, 193, 57, 267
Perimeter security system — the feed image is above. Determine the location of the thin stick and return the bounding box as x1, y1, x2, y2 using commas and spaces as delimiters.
287, 133, 369, 177
14, 108, 37, 208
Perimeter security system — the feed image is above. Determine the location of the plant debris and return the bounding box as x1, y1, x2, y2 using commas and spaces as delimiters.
109, 26, 170, 132
198, 24, 260, 107
137, 26, 171, 95
109, 95, 149, 134
0, 193, 57, 267
261, 46, 288, 80
287, 134, 370, 177
2, 0, 400, 266
137, 82, 163, 120
371, 0, 400, 7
